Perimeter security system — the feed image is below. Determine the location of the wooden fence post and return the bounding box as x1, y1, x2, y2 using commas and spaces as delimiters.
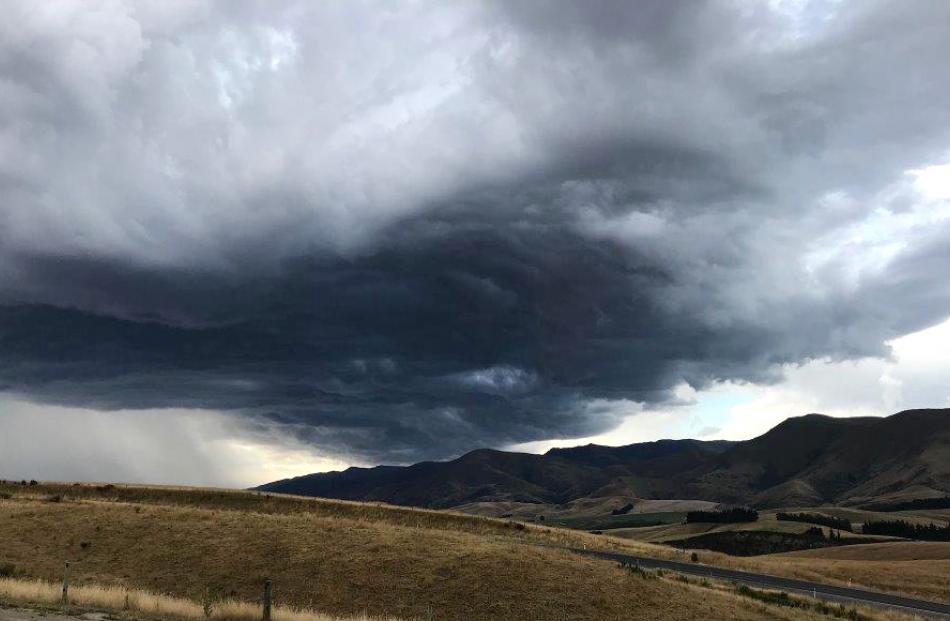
61, 561, 70, 605
262, 579, 273, 621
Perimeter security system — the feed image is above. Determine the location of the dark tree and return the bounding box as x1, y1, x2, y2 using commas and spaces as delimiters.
685, 507, 758, 523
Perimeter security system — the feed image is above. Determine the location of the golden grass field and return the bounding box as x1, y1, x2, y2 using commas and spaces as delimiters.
607, 513, 830, 543
0, 482, 941, 620
0, 576, 403, 621
591, 506, 950, 604
740, 541, 950, 606
778, 541, 950, 561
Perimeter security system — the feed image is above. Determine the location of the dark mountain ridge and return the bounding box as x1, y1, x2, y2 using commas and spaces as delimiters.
258, 409, 950, 509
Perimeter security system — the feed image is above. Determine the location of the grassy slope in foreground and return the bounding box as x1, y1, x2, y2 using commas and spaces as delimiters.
0, 483, 834, 621
0, 577, 401, 621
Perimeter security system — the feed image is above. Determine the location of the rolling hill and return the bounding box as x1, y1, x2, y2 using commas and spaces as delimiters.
259, 409, 950, 510
0, 482, 818, 621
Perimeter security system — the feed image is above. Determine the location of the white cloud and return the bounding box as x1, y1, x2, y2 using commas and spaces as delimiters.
712, 317, 950, 440
450, 365, 539, 395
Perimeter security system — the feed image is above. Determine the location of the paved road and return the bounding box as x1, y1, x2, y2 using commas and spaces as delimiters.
573, 547, 950, 618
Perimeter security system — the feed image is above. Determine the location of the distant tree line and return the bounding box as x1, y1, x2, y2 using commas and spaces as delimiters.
685, 507, 758, 523
804, 526, 848, 542
776, 512, 852, 532
862, 519, 950, 541
868, 497, 950, 512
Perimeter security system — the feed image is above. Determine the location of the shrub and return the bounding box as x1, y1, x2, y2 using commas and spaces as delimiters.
611, 503, 634, 515
0, 563, 15, 578
735, 584, 871, 620
624, 565, 658, 580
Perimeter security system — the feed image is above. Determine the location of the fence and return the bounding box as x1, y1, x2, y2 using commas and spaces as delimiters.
59, 560, 276, 621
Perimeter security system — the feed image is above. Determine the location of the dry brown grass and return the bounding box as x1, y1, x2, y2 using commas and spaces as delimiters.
744, 555, 950, 605
0, 482, 655, 554
663, 572, 926, 621
0, 481, 679, 567
608, 510, 902, 544
0, 493, 815, 621
623, 540, 950, 605
0, 574, 895, 621
0, 482, 942, 618
776, 541, 950, 561
592, 505, 950, 605
0, 577, 400, 621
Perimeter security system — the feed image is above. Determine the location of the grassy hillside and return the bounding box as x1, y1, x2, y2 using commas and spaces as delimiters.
776, 541, 950, 561
0, 577, 400, 621
454, 497, 716, 522
604, 505, 948, 538
610, 518, 832, 543
0, 482, 853, 621
747, 553, 950, 605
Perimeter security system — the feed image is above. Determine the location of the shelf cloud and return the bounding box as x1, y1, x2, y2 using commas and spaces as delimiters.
1, 0, 949, 464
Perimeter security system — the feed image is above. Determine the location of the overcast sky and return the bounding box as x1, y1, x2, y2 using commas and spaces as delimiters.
1, 0, 949, 487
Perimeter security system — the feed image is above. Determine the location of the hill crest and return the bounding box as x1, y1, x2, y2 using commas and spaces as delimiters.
258, 408, 950, 509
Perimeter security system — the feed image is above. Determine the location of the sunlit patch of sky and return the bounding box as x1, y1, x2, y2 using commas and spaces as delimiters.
509, 315, 950, 457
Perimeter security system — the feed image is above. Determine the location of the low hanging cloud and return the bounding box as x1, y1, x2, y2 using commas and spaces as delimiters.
1, 0, 950, 464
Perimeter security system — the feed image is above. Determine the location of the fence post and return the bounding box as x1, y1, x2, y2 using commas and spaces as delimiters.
61, 561, 70, 605
262, 579, 273, 621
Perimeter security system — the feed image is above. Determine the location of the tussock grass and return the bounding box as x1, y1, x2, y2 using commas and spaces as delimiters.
741, 555, 950, 605
0, 480, 679, 565
0, 494, 816, 621
0, 482, 640, 551
0, 577, 401, 621
658, 571, 924, 621
734, 584, 871, 621
775, 541, 950, 561
0, 483, 935, 620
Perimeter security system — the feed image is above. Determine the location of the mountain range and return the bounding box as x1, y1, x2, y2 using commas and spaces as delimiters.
258, 409, 950, 510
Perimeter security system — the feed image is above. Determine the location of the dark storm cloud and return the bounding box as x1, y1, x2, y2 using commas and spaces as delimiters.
1, 0, 950, 463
